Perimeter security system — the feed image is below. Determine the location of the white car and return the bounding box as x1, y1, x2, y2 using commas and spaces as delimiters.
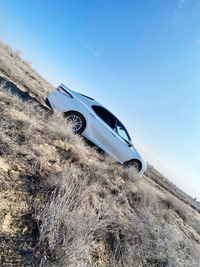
46, 84, 147, 175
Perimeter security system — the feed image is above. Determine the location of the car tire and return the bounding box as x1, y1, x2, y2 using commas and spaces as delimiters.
64, 111, 86, 134
124, 159, 142, 172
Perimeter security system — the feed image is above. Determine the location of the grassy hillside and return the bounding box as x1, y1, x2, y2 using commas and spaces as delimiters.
0, 40, 200, 266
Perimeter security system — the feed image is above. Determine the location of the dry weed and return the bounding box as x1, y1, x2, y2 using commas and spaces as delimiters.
0, 40, 54, 102
0, 41, 200, 266
35, 167, 118, 266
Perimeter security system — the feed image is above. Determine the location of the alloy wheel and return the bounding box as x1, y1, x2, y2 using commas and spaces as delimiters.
66, 114, 83, 132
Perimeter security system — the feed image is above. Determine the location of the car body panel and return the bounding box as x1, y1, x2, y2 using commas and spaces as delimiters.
47, 84, 147, 175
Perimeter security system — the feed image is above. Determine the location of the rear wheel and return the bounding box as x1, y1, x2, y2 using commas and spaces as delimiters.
124, 159, 141, 173
65, 111, 86, 134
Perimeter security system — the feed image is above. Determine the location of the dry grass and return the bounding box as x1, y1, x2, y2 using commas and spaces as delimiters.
146, 165, 200, 213
0, 40, 54, 103
0, 41, 200, 266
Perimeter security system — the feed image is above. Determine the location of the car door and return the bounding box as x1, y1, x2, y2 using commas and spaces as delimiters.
88, 106, 116, 153
112, 119, 135, 162
90, 106, 131, 163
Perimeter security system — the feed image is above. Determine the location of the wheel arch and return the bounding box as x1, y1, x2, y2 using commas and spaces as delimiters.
64, 110, 87, 124
124, 158, 142, 172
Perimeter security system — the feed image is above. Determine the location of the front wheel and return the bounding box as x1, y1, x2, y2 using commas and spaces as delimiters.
124, 159, 141, 173
65, 111, 86, 134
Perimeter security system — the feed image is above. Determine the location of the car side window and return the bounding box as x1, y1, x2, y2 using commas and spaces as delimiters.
114, 120, 130, 142
92, 105, 116, 129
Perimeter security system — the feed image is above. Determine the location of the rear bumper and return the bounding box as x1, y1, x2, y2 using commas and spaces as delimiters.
45, 98, 53, 110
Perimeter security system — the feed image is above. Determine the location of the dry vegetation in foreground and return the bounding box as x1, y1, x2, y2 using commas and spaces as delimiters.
0, 40, 200, 266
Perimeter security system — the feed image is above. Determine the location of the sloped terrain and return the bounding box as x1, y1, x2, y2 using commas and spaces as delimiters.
0, 40, 200, 266
146, 165, 200, 213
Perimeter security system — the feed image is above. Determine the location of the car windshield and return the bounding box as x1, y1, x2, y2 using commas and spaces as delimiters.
114, 120, 131, 142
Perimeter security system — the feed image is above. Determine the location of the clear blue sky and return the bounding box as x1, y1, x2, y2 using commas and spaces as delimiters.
0, 0, 200, 199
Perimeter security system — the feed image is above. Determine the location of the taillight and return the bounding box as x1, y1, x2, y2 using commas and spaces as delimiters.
56, 86, 73, 98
